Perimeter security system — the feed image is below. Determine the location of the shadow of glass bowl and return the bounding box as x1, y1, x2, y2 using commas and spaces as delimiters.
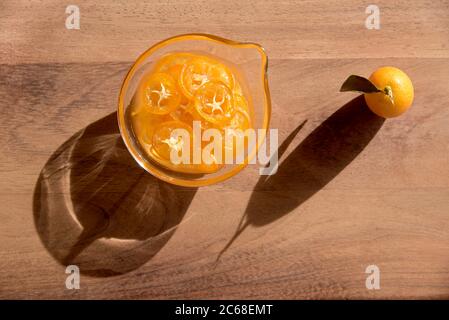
33, 112, 197, 276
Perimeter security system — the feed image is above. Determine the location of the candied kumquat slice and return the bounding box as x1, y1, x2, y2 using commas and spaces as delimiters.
233, 94, 251, 124
228, 109, 251, 131
194, 81, 235, 126
166, 64, 190, 105
180, 56, 234, 99
222, 98, 252, 163
151, 120, 193, 162
169, 104, 196, 125
139, 114, 171, 145
138, 73, 181, 115
197, 151, 223, 173
152, 52, 195, 73
233, 81, 243, 96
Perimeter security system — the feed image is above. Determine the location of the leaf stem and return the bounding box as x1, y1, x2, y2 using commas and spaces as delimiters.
383, 86, 394, 104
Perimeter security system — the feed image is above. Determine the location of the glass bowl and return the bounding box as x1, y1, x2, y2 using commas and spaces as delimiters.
117, 34, 271, 187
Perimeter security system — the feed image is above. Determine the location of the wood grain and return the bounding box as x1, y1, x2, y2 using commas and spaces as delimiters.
2, 0, 449, 64
1, 0, 449, 299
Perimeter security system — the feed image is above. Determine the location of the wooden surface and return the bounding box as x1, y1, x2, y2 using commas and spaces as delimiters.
1, 0, 449, 299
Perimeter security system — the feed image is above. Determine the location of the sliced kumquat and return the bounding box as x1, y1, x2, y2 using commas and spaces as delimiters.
166, 64, 190, 105
152, 52, 195, 73
222, 106, 252, 163
233, 94, 251, 124
180, 56, 234, 99
233, 81, 243, 96
229, 110, 251, 131
140, 114, 171, 145
169, 104, 195, 125
138, 73, 181, 115
151, 120, 193, 162
193, 81, 235, 126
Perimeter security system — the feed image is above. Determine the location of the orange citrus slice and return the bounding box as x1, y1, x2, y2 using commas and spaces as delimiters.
138, 73, 181, 115
180, 56, 234, 99
193, 81, 235, 126
151, 120, 193, 162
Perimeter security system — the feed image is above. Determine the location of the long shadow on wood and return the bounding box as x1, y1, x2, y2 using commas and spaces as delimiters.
218, 96, 385, 259
33, 112, 197, 276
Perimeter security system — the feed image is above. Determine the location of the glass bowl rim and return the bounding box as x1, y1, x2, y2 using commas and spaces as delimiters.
117, 33, 271, 187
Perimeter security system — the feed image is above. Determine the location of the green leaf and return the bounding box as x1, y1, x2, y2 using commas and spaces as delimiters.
340, 75, 382, 94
